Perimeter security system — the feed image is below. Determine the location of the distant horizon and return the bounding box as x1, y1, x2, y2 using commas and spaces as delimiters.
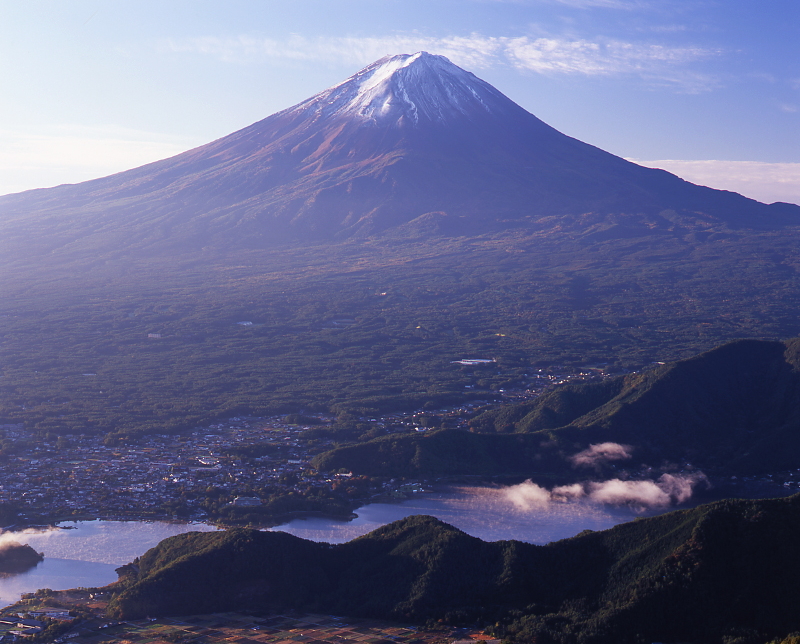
2, 1, 797, 204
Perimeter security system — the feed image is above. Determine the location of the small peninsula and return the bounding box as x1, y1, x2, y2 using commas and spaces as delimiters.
0, 541, 44, 575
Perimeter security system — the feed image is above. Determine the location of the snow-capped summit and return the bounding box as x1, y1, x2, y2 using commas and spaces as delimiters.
287, 52, 511, 125
1, 51, 792, 260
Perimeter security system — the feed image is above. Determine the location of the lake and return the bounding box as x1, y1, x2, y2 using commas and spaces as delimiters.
268, 484, 659, 543
0, 484, 681, 607
0, 520, 220, 606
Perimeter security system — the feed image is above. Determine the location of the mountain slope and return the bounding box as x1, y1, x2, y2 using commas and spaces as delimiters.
495, 337, 800, 472
1, 52, 796, 265
107, 495, 800, 643
315, 338, 800, 476
2, 53, 800, 440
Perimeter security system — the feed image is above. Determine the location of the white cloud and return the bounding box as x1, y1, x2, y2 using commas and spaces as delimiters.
587, 473, 708, 507
163, 33, 720, 92
505, 480, 553, 509
586, 478, 672, 506
569, 442, 633, 468
0, 126, 195, 197
631, 159, 800, 205
503, 472, 707, 511
503, 36, 718, 89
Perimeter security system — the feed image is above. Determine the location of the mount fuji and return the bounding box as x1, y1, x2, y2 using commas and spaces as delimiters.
2, 53, 800, 441
1, 52, 797, 263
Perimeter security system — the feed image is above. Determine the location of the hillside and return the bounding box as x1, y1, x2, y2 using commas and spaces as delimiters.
0, 542, 43, 575
314, 338, 800, 476
107, 494, 800, 644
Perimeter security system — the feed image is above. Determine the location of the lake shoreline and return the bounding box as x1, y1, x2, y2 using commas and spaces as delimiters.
0, 480, 795, 608
1, 473, 793, 534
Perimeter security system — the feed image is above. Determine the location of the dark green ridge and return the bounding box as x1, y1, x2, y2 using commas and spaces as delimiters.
314, 337, 800, 476
0, 542, 43, 575
108, 493, 800, 644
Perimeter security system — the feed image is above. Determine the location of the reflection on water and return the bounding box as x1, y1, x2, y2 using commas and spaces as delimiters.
6, 520, 219, 565
271, 486, 663, 544
0, 558, 117, 606
0, 520, 220, 607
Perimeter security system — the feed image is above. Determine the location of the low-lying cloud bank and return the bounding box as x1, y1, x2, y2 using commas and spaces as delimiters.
506, 472, 709, 511
0, 527, 54, 549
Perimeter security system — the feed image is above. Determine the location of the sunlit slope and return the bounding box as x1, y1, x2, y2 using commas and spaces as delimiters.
315, 338, 800, 476
108, 495, 800, 643
0, 53, 796, 267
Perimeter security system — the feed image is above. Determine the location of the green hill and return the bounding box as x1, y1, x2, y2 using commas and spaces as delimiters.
0, 542, 43, 574
314, 338, 800, 476
107, 494, 800, 644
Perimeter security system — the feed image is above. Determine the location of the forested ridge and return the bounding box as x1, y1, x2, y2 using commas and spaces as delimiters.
107, 493, 800, 644
315, 337, 800, 476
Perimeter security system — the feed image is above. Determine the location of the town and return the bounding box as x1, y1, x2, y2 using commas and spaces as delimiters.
2, 361, 794, 530
0, 366, 615, 527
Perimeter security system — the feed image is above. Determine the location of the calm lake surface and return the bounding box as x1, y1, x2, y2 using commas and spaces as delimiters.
0, 520, 220, 606
0, 485, 676, 607
269, 485, 660, 543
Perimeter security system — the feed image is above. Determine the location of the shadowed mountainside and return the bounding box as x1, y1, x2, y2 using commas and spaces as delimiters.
314, 338, 800, 477
107, 494, 800, 644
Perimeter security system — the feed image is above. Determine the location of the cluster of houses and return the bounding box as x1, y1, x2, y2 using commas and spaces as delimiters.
0, 364, 616, 524
0, 418, 329, 521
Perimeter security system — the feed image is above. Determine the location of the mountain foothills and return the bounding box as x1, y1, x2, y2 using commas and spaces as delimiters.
107, 495, 800, 644
315, 337, 800, 477
0, 52, 799, 440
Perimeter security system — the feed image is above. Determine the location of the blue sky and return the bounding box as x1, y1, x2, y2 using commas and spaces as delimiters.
1, 0, 798, 203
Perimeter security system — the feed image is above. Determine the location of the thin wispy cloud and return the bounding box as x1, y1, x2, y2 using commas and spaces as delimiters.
487, 0, 653, 8
164, 34, 504, 70
645, 24, 689, 33
163, 32, 721, 92
503, 36, 718, 87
